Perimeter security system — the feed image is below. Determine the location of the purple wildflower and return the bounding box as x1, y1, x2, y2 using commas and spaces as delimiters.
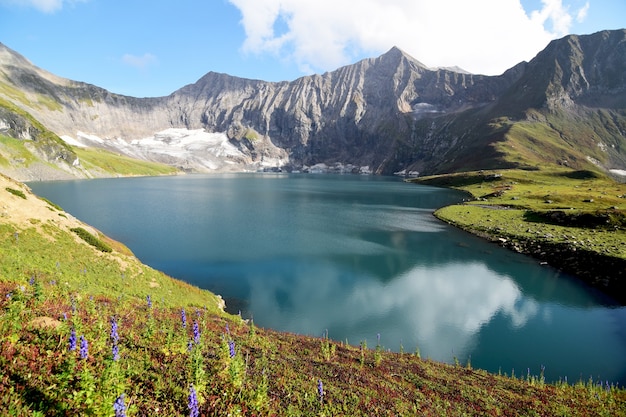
62, 312, 67, 321
69, 329, 77, 351
146, 295, 152, 308
181, 308, 187, 328
228, 340, 236, 358
225, 323, 230, 335
193, 321, 200, 345
188, 385, 199, 417
113, 393, 126, 417
79, 335, 88, 360
112, 343, 120, 361
29, 275, 35, 286
187, 340, 193, 352
317, 379, 324, 401
110, 317, 119, 344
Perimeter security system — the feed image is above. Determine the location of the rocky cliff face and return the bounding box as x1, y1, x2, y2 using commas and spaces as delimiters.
165, 46, 523, 173
497, 29, 626, 113
1, 29, 625, 177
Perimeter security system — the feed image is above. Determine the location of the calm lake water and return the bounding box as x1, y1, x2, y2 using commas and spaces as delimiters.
29, 174, 626, 384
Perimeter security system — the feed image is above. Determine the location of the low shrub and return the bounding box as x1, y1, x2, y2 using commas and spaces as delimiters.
5, 187, 26, 199
70, 227, 113, 252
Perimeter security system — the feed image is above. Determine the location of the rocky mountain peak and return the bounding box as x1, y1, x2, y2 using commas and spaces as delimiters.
0, 42, 71, 88
510, 29, 626, 110
376, 46, 428, 68
0, 42, 27, 68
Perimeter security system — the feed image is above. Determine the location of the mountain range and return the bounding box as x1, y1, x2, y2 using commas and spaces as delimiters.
0, 29, 625, 180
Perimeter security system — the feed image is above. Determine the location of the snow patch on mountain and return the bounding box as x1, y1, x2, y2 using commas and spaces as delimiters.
60, 128, 255, 172
131, 128, 242, 158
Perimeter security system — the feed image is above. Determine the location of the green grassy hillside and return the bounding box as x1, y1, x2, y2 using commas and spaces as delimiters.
2, 164, 625, 415
491, 109, 626, 172
73, 147, 179, 177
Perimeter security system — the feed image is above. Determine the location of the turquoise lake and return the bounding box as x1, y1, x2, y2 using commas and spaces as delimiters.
28, 173, 626, 384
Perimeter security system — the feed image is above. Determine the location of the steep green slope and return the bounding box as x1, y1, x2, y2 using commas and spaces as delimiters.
489, 108, 626, 173
399, 89, 626, 177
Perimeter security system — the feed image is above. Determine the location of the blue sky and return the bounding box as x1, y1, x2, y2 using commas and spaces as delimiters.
1, 0, 624, 97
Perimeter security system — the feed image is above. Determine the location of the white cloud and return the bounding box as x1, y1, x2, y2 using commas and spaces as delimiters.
228, 0, 583, 76
122, 53, 158, 70
530, 0, 573, 35
2, 0, 86, 13
576, 1, 590, 23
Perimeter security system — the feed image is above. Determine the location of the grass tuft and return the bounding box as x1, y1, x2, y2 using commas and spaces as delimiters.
70, 227, 113, 253
5, 187, 26, 199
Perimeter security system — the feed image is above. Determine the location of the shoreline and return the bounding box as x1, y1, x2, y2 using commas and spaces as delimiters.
434, 209, 626, 305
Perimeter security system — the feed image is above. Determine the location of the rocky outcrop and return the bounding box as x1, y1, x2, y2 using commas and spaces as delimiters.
0, 99, 82, 178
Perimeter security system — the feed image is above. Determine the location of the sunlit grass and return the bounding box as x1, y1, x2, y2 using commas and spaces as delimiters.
74, 147, 179, 177
0, 79, 31, 107
0, 134, 37, 167
414, 168, 626, 255
0, 221, 223, 311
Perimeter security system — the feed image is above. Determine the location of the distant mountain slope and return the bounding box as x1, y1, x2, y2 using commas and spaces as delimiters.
0, 29, 625, 179
394, 29, 626, 176
488, 29, 626, 174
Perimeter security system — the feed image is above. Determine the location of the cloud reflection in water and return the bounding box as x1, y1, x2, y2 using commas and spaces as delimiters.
248, 260, 539, 362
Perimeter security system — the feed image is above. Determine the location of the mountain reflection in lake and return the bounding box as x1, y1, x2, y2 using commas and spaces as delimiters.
29, 173, 626, 384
